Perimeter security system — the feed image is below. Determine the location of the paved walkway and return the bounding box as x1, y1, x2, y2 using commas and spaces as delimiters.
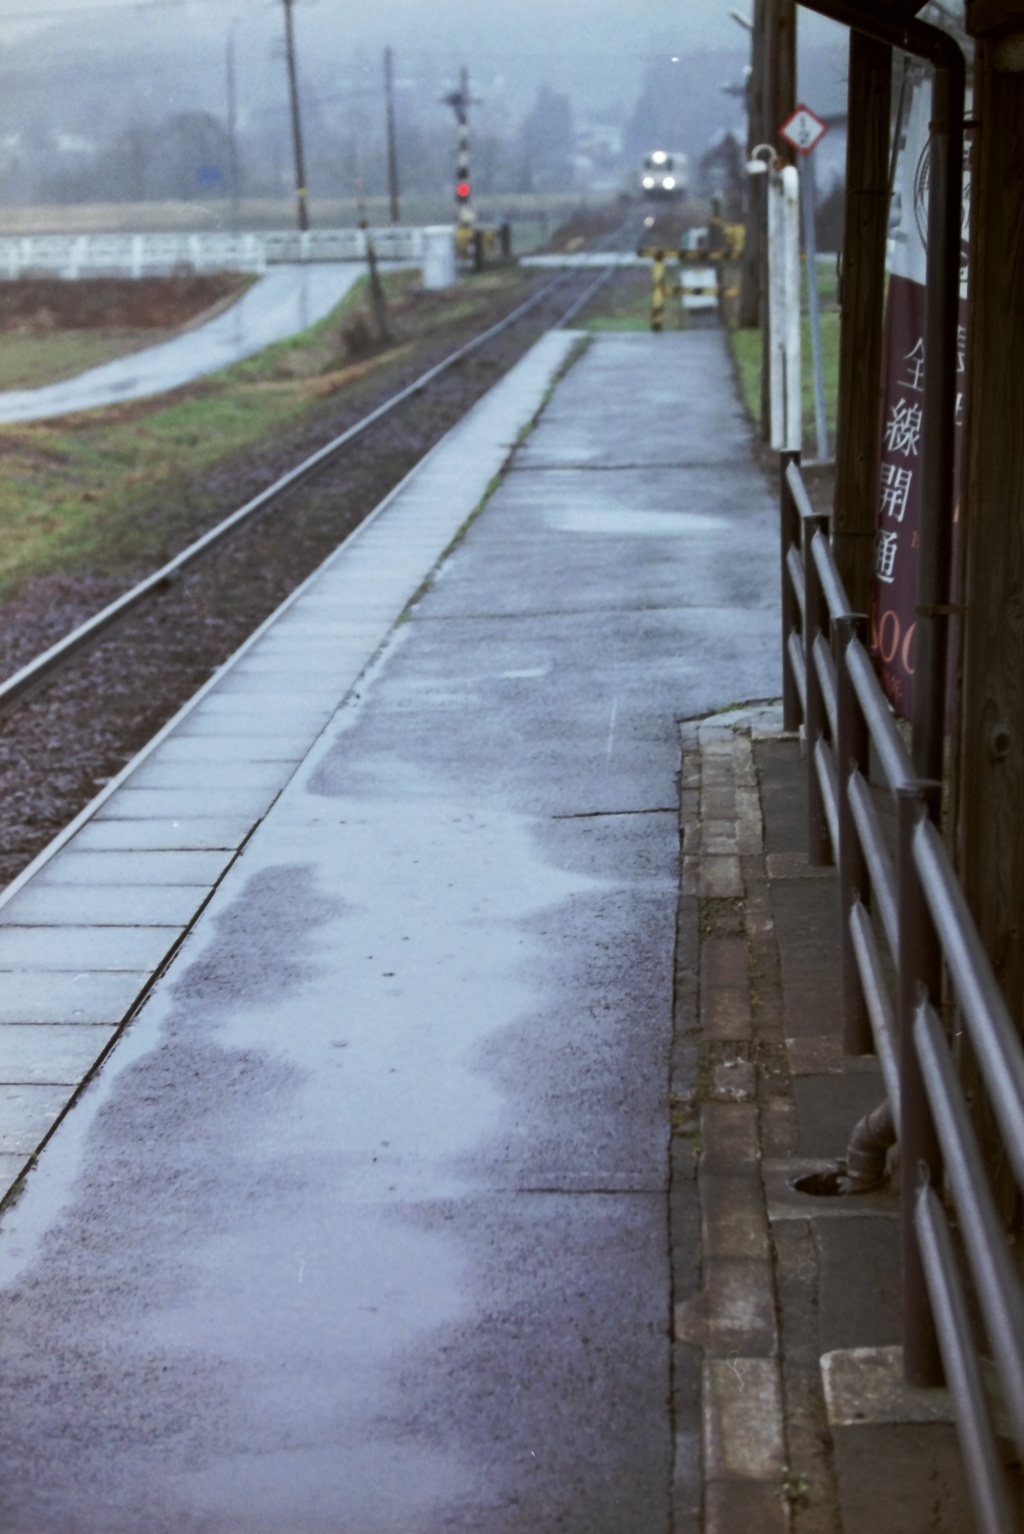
0, 263, 372, 423
0, 329, 780, 1532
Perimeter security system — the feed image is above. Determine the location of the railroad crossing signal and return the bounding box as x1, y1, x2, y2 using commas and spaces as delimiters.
779, 104, 828, 156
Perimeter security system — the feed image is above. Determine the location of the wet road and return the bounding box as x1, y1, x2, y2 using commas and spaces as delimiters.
0, 264, 370, 423
0, 330, 779, 1531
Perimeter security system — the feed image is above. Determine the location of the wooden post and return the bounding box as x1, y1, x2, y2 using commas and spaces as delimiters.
832, 32, 892, 614
739, 0, 767, 330
957, 6, 1024, 1163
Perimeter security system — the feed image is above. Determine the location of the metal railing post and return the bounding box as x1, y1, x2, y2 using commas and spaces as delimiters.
897, 781, 944, 1386
803, 511, 832, 865
780, 450, 802, 731
836, 613, 873, 1052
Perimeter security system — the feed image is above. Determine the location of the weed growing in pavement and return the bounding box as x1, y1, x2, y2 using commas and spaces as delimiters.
779, 1466, 811, 1505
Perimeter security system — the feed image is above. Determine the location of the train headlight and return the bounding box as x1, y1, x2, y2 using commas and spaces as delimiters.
642, 176, 655, 189
662, 176, 676, 190
652, 150, 667, 165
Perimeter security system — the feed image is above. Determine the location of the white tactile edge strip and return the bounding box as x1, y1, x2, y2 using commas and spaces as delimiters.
0, 327, 584, 1196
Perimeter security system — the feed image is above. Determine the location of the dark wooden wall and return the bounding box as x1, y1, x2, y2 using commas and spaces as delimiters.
832, 32, 892, 614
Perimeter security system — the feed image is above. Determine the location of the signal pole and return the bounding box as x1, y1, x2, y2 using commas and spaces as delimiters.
442, 67, 477, 233
384, 46, 400, 225
281, 0, 309, 231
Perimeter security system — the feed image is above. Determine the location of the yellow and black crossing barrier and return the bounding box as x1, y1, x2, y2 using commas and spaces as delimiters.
455, 222, 513, 268
639, 219, 744, 331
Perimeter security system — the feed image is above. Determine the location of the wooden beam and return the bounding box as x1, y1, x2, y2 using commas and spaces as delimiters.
956, 34, 1024, 1051
739, 0, 767, 329
832, 31, 892, 611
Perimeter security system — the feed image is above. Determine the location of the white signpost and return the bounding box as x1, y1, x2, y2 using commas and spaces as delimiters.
766, 162, 802, 454
781, 105, 830, 461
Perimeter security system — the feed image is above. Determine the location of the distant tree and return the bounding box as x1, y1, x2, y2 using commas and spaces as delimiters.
40, 111, 233, 203
624, 57, 687, 164
516, 85, 574, 193
152, 112, 232, 200
699, 130, 745, 220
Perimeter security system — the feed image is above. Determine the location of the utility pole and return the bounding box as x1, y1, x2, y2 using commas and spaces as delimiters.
281, 0, 309, 232
442, 67, 477, 235
384, 46, 400, 225
226, 19, 241, 236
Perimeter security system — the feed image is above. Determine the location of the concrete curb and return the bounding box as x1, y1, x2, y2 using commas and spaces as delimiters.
677, 704, 795, 1533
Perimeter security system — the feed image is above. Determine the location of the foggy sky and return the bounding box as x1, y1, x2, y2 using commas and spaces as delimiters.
1, 0, 847, 118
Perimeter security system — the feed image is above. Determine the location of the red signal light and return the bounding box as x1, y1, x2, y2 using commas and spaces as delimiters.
456, 181, 470, 200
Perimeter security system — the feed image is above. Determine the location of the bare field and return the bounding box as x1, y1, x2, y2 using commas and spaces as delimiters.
0, 193, 617, 238
0, 273, 253, 390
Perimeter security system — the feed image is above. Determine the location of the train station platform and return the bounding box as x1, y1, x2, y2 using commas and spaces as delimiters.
0, 325, 789, 1530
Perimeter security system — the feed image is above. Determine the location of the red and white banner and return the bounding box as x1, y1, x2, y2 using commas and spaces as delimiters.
871, 79, 971, 720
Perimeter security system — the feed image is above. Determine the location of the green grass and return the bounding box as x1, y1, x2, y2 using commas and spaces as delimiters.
575, 271, 654, 332
729, 259, 840, 451
0, 266, 531, 599
0, 329, 180, 390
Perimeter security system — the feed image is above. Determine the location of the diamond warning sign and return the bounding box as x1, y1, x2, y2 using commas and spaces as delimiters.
779, 105, 828, 156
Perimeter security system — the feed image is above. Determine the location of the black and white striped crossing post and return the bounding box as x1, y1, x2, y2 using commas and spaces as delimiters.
442, 67, 478, 253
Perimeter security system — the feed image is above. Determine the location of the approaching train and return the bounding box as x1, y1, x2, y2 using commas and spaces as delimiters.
638, 149, 690, 201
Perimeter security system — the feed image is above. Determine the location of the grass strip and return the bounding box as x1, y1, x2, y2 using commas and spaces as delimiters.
728, 261, 840, 450
0, 267, 531, 601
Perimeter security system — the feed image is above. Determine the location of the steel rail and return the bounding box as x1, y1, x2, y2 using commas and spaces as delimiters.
845, 639, 915, 793
787, 631, 807, 714
848, 766, 899, 962
0, 262, 604, 716
814, 735, 840, 852
812, 630, 838, 743
809, 522, 852, 634
785, 545, 806, 618
915, 1179, 1019, 1534
914, 1000, 1024, 1455
848, 898, 901, 1118
913, 816, 1024, 1189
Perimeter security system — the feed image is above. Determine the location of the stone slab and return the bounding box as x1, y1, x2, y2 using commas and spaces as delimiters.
0, 971, 149, 1024
0, 1084, 70, 1152
124, 759, 297, 793
93, 786, 277, 821
30, 850, 234, 887
67, 818, 255, 852
703, 1356, 786, 1480
1, 885, 207, 928
0, 1024, 117, 1084
0, 926, 180, 971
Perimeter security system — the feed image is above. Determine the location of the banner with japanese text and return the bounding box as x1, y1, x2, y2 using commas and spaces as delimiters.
871, 78, 971, 720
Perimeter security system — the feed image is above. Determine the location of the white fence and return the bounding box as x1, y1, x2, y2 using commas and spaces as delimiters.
0, 226, 441, 280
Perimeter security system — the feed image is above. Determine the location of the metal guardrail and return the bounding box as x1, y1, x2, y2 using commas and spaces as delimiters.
0, 226, 436, 280
780, 455, 1024, 1533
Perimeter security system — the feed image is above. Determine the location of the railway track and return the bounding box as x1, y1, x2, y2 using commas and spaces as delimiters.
0, 234, 633, 888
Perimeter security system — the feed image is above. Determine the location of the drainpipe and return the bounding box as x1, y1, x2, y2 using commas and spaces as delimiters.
843, 1096, 897, 1191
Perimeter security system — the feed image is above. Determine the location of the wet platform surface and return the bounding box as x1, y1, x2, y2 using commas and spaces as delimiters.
0, 263, 370, 422
0, 327, 779, 1532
